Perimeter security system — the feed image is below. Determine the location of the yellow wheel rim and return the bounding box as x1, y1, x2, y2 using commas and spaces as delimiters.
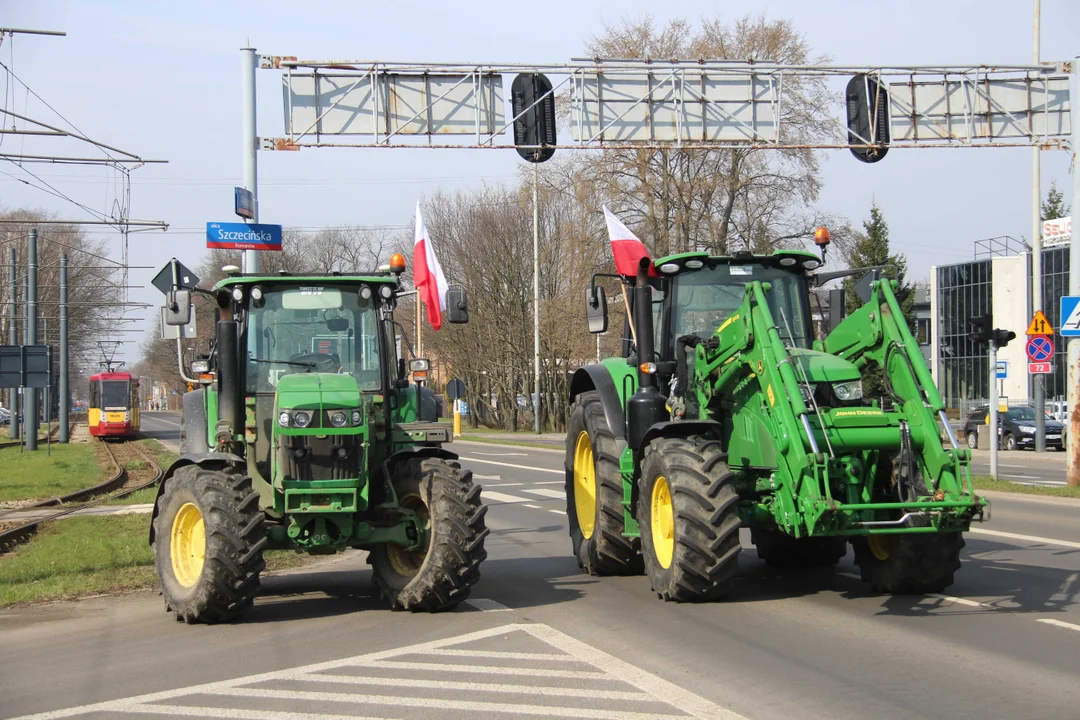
573, 431, 596, 540
170, 502, 206, 588
867, 534, 891, 562
650, 475, 675, 569
387, 493, 429, 577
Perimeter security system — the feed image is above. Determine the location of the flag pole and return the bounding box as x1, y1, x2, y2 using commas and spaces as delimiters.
622, 286, 638, 349
416, 297, 423, 357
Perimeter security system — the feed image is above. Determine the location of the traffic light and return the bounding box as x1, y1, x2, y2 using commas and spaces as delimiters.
992, 328, 1016, 348
511, 73, 556, 163
969, 315, 991, 345
846, 74, 890, 163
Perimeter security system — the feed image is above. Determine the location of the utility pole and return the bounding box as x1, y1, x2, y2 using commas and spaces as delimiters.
533, 161, 541, 434
1068, 57, 1080, 487
1032, 0, 1046, 452
241, 45, 260, 275
8, 248, 17, 441
59, 254, 68, 443
26, 228, 38, 451
989, 339, 1000, 480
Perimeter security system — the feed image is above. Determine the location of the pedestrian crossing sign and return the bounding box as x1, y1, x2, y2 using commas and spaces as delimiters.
1061, 297, 1080, 337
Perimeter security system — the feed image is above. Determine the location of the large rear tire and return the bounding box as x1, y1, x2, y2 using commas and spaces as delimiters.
851, 533, 964, 593
152, 465, 266, 623
564, 391, 643, 576
751, 529, 847, 567
639, 436, 740, 602
370, 457, 488, 611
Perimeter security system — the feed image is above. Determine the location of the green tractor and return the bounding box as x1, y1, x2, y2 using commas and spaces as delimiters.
152, 255, 487, 622
566, 232, 986, 600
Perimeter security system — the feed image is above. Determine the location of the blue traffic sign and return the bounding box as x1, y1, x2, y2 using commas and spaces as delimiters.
206, 222, 282, 251
1061, 296, 1080, 337
234, 187, 255, 219
995, 360, 1007, 379
1027, 336, 1054, 362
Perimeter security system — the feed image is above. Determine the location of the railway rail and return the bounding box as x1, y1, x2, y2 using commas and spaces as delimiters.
0, 437, 163, 553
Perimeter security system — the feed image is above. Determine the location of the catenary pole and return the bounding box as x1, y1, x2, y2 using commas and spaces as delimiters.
241, 45, 259, 274
1032, 0, 1045, 452
59, 254, 68, 443
8, 248, 18, 441
26, 228, 38, 451
1067, 57, 1080, 486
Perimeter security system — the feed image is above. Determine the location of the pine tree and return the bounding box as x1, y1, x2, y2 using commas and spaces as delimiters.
1041, 180, 1069, 221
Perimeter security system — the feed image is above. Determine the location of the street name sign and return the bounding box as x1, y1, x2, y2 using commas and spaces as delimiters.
206, 222, 283, 251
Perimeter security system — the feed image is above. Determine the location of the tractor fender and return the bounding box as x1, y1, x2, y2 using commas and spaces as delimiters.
569, 365, 627, 443
384, 445, 458, 473
148, 452, 246, 544
640, 420, 723, 451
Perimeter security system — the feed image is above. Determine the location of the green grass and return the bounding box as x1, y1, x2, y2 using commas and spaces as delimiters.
0, 444, 109, 503
0, 422, 53, 441
972, 475, 1080, 499
0, 514, 305, 608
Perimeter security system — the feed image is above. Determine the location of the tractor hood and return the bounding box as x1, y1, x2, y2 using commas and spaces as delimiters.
788, 348, 861, 384
276, 372, 362, 410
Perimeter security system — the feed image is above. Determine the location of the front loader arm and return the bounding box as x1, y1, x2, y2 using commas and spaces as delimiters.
825, 279, 972, 498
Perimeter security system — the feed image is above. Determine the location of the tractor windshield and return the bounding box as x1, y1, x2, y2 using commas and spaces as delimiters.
671, 263, 812, 348
245, 285, 383, 393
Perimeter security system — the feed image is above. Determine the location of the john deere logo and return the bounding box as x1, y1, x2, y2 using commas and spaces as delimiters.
832, 409, 884, 418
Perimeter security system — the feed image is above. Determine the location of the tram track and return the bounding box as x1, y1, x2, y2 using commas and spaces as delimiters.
0, 437, 163, 554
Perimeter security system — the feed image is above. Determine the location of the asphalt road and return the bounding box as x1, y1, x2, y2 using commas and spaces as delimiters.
2, 441, 1079, 719
966, 447, 1069, 486
138, 411, 181, 453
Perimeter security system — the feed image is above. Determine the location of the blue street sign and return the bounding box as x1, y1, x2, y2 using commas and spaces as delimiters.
1061, 296, 1080, 337
234, 187, 255, 219
995, 360, 1007, 379
206, 222, 282, 251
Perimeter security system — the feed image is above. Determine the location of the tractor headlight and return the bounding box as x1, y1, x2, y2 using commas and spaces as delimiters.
799, 383, 817, 404
351, 410, 362, 425
833, 380, 863, 402
278, 411, 290, 427
329, 411, 348, 427
292, 411, 312, 428
232, 286, 244, 302
379, 285, 393, 300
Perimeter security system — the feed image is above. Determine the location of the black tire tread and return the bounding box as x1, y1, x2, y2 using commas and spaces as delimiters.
639, 436, 740, 602
852, 532, 965, 594
152, 466, 266, 624
371, 457, 488, 611
564, 391, 643, 576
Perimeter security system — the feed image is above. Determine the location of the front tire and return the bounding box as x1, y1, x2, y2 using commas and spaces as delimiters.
639, 436, 740, 602
966, 431, 978, 450
564, 391, 642, 575
852, 533, 964, 594
152, 466, 266, 623
370, 457, 488, 611
751, 529, 847, 568
1003, 433, 1016, 451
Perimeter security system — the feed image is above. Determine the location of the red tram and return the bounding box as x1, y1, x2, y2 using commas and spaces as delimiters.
88, 371, 140, 439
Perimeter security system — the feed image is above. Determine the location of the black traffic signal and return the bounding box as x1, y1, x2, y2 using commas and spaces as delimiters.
968, 315, 991, 345
992, 328, 1016, 348
511, 73, 556, 163
846, 74, 890, 164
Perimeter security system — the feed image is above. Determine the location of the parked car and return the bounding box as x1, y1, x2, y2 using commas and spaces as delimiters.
963, 406, 1064, 451
0, 407, 9, 426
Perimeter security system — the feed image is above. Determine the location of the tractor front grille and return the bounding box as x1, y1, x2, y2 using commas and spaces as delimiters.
280, 434, 363, 481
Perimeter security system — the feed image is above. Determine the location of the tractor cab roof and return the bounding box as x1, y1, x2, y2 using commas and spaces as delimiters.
651, 249, 822, 277
211, 272, 399, 292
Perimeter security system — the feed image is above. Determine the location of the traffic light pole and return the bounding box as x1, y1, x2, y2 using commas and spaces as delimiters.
989, 339, 999, 481
1068, 57, 1080, 487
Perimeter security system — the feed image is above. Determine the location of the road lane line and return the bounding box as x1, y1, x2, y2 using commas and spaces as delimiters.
523, 488, 565, 499
306, 673, 653, 700
523, 503, 541, 509
1036, 618, 1080, 633
360, 660, 610, 679
459, 456, 562, 475
968, 528, 1080, 550
473, 473, 502, 479
929, 594, 993, 609
535, 480, 563, 485
483, 491, 532, 504
484, 482, 523, 487
463, 598, 511, 612
212, 687, 687, 720
120, 707, 371, 719
548, 509, 564, 515
422, 649, 567, 660
471, 452, 528, 456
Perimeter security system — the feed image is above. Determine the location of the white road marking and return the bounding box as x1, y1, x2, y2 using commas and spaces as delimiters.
535, 480, 563, 485
482, 490, 532, 504
968, 528, 1080, 550
471, 451, 528, 456
473, 473, 502, 480
484, 482, 523, 487
522, 488, 565, 499
928, 594, 993, 609
309, 673, 653, 700
459, 456, 562, 475
1036, 618, 1080, 633
145, 416, 181, 427
10, 623, 738, 720
549, 509, 565, 515
523, 503, 541, 509
214, 687, 686, 720
463, 598, 511, 612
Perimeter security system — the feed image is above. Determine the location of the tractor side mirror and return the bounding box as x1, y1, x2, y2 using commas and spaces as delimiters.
446, 288, 469, 324
164, 289, 192, 326
827, 288, 846, 333
585, 286, 608, 334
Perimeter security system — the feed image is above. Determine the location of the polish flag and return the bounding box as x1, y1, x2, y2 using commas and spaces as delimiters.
413, 202, 449, 331
603, 206, 657, 277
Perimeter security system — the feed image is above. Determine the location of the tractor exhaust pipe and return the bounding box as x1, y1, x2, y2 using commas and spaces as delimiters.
627, 257, 667, 450
216, 319, 243, 446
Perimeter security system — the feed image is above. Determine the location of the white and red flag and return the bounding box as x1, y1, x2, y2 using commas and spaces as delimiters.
413, 202, 449, 331
603, 206, 657, 277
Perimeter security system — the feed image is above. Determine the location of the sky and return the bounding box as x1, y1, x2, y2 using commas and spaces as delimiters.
2, 0, 1079, 365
